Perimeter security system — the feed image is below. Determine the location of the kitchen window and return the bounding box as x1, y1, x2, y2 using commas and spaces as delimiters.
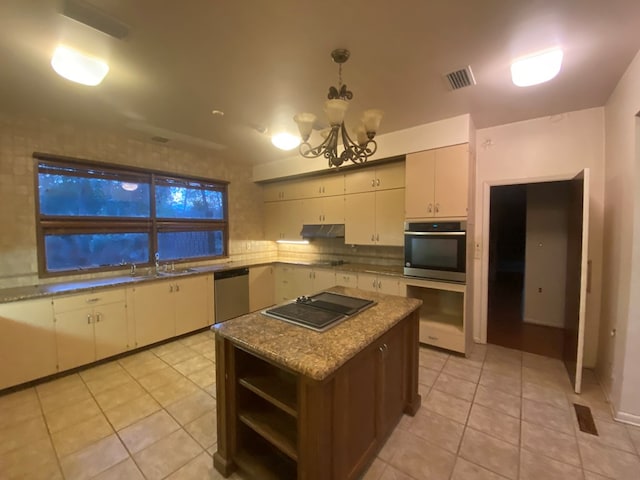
35, 154, 228, 276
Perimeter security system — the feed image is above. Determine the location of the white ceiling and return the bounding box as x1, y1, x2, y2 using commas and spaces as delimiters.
1, 0, 639, 165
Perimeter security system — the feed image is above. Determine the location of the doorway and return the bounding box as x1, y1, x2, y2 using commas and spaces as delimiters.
487, 183, 568, 359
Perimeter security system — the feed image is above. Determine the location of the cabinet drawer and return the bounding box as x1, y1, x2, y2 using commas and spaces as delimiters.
53, 289, 126, 313
419, 320, 464, 353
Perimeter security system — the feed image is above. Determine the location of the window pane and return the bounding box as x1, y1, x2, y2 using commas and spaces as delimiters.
44, 233, 149, 271
157, 230, 224, 260
155, 185, 224, 219
39, 172, 150, 217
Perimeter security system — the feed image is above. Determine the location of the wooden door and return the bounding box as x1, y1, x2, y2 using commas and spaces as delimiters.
302, 197, 324, 224
94, 302, 128, 360
55, 308, 95, 370
375, 188, 405, 246
434, 144, 469, 218
405, 150, 436, 218
564, 169, 590, 393
377, 323, 406, 438
375, 162, 405, 190
344, 168, 375, 194
264, 201, 284, 240
175, 276, 209, 335
345, 192, 376, 245
132, 281, 175, 347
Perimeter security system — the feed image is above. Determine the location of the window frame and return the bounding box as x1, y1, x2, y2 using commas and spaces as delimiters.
34, 153, 229, 278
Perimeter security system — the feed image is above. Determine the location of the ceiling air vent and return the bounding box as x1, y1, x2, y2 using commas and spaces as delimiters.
151, 136, 169, 143
444, 66, 476, 90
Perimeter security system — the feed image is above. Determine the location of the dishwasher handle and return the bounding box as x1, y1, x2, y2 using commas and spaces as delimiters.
214, 267, 249, 280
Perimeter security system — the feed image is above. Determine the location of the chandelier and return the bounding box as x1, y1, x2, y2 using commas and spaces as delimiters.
293, 49, 383, 168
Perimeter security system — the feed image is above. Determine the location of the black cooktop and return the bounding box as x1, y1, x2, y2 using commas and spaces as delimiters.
264, 292, 375, 332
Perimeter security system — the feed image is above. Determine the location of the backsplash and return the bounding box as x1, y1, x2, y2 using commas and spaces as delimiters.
276, 238, 403, 266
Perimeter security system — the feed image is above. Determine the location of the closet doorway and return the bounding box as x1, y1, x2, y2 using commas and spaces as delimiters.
487, 182, 568, 359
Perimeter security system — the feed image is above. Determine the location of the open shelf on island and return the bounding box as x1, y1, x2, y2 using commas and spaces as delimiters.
239, 375, 297, 418
235, 424, 297, 480
238, 408, 298, 461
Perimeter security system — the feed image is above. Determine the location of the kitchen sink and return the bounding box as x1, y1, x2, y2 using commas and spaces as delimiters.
155, 267, 198, 276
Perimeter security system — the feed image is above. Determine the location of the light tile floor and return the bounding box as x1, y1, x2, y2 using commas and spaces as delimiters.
1, 331, 639, 479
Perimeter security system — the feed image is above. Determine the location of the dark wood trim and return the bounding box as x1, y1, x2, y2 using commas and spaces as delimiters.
403, 310, 422, 415
214, 335, 238, 477
33, 152, 229, 185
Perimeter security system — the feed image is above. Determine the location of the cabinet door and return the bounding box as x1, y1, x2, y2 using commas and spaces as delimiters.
282, 199, 304, 239
345, 192, 376, 245
249, 265, 275, 311
405, 150, 436, 218
322, 195, 345, 224
357, 273, 379, 293
307, 174, 345, 197
132, 281, 175, 347
94, 302, 128, 360
264, 201, 284, 240
344, 168, 376, 194
55, 308, 96, 371
335, 271, 357, 288
375, 188, 405, 246
174, 276, 209, 335
376, 277, 401, 296
0, 299, 57, 389
434, 144, 468, 218
312, 269, 336, 293
375, 163, 405, 190
377, 322, 406, 438
302, 197, 324, 224
292, 266, 314, 298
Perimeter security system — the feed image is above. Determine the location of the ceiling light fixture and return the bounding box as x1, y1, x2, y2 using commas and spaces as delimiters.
294, 49, 383, 168
510, 48, 563, 87
271, 132, 301, 151
51, 45, 109, 86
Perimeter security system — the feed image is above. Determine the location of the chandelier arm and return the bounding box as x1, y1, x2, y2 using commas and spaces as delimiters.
298, 127, 339, 159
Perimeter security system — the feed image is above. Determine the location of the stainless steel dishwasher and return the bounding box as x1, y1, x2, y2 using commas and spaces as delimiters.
214, 267, 250, 323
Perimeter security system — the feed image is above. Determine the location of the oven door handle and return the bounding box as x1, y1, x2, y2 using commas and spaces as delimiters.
404, 231, 465, 236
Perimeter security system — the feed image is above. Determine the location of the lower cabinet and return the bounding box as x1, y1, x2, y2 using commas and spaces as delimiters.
0, 298, 57, 390
274, 265, 337, 302
130, 275, 210, 348
405, 279, 466, 354
357, 272, 406, 296
214, 313, 420, 480
53, 289, 128, 371
249, 265, 275, 312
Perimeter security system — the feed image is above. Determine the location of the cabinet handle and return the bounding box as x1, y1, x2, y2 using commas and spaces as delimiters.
175, 284, 180, 292
96, 313, 102, 323
318, 187, 322, 194
428, 203, 433, 213
87, 314, 92, 324
376, 178, 380, 187
371, 179, 375, 187
379, 346, 385, 353
322, 186, 325, 193
377, 280, 382, 288
86, 297, 100, 304
435, 203, 440, 213
169, 285, 174, 293
372, 280, 376, 288
371, 234, 375, 242
376, 233, 379, 242
427, 335, 439, 341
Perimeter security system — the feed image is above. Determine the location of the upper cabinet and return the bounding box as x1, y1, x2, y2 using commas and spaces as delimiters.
405, 144, 469, 219
344, 162, 405, 194
299, 174, 345, 198
264, 199, 304, 240
263, 180, 303, 202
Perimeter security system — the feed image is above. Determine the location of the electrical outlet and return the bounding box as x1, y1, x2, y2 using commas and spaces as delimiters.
474, 241, 481, 259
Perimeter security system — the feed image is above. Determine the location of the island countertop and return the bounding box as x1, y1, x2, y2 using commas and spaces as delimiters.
212, 285, 422, 381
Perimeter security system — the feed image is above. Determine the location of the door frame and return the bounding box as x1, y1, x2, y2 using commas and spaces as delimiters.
477, 171, 587, 345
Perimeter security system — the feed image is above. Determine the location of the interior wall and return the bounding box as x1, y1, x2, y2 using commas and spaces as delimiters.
602, 48, 640, 423
0, 114, 272, 289
473, 107, 605, 368
523, 182, 569, 328
253, 114, 471, 181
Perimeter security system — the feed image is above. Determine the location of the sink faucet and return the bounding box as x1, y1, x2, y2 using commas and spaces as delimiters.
130, 263, 137, 276
154, 252, 160, 273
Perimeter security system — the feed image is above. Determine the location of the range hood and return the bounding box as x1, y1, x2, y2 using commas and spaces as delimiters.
300, 224, 345, 239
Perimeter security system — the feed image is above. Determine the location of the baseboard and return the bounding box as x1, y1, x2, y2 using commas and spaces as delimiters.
614, 410, 640, 427
522, 317, 564, 328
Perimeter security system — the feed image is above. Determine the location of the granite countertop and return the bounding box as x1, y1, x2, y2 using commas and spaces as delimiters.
0, 258, 404, 304
212, 285, 422, 381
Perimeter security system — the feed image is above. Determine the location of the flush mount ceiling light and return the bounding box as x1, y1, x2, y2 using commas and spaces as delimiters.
51, 45, 109, 86
271, 132, 301, 151
510, 48, 563, 87
294, 49, 383, 168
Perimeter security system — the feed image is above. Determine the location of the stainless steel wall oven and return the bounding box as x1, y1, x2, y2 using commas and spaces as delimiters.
404, 221, 466, 283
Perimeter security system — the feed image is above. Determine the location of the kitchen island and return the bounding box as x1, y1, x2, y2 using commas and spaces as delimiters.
212, 286, 422, 480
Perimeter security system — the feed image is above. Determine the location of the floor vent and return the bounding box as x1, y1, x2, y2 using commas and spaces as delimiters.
444, 66, 476, 90
574, 404, 598, 435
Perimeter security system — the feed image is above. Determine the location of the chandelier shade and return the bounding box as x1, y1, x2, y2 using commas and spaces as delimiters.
293, 49, 383, 168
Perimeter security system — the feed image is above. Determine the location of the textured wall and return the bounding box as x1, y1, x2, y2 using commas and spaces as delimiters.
0, 114, 273, 288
